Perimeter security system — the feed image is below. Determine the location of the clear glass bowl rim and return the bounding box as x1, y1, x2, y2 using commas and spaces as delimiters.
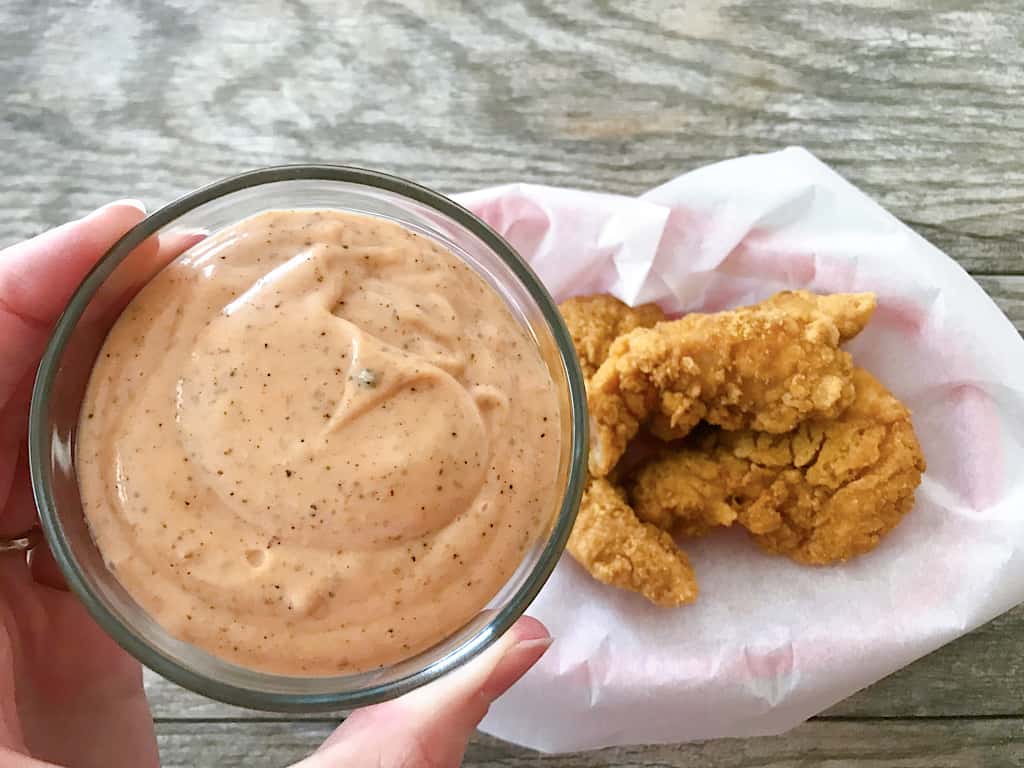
28, 164, 588, 712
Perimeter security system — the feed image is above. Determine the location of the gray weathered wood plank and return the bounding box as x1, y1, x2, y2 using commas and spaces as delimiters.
154, 719, 1024, 768
978, 276, 1024, 329
1, 0, 1023, 274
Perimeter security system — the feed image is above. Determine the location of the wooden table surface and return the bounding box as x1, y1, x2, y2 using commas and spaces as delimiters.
3, 1, 1023, 765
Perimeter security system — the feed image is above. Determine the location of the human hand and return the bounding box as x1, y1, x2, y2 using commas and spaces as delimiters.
0, 203, 550, 768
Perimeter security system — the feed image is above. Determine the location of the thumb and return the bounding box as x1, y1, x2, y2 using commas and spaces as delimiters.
298, 616, 551, 768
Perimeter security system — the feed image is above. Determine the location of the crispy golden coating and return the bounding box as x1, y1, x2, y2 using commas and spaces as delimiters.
629, 444, 773, 536
587, 291, 876, 476
567, 477, 698, 606
557, 291, 917, 606
629, 368, 926, 564
560, 296, 696, 606
758, 291, 876, 343
559, 294, 666, 379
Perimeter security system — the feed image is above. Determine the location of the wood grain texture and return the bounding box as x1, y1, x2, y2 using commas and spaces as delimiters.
154, 720, 1024, 768
4, 0, 1024, 764
979, 276, 1024, 329
1, 0, 1023, 272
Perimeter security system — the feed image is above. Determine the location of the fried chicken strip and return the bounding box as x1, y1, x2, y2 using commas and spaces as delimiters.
588, 291, 876, 476
567, 477, 698, 606
559, 294, 666, 379
630, 368, 926, 564
559, 295, 697, 605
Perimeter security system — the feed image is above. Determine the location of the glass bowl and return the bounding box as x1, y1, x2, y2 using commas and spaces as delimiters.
28, 165, 587, 712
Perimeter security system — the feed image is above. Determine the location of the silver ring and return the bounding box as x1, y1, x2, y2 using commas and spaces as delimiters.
0, 528, 42, 554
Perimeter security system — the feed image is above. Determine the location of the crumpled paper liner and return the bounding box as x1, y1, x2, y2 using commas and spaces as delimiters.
449, 147, 1024, 752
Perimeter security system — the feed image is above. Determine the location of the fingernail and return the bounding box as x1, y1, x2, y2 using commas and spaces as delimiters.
479, 635, 552, 700
514, 636, 554, 654
507, 614, 549, 645
89, 198, 148, 217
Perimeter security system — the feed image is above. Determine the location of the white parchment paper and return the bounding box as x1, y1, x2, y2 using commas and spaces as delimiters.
452, 147, 1024, 752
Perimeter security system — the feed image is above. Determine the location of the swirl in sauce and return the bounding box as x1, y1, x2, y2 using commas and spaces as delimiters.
77, 210, 561, 675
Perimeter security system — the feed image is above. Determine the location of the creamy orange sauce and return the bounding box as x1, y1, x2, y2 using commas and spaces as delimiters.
77, 210, 561, 675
